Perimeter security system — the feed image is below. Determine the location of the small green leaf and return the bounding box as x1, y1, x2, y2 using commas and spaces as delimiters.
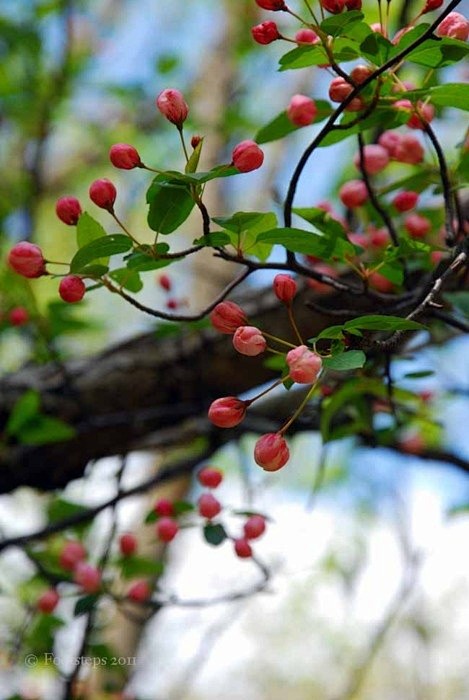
70, 235, 132, 273
173, 500, 195, 516
320, 10, 364, 36
125, 252, 171, 272
6, 390, 40, 436
323, 350, 366, 371
403, 370, 434, 379
109, 268, 143, 293
118, 555, 164, 580
146, 176, 195, 234
76, 212, 108, 249
185, 137, 204, 173
313, 325, 345, 341
344, 315, 425, 332
74, 594, 99, 617
256, 227, 355, 260
203, 523, 227, 546
17, 416, 76, 445
47, 498, 90, 524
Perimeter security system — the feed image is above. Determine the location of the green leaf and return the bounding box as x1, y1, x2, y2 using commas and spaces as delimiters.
203, 523, 227, 546
78, 264, 109, 278
76, 212, 107, 249
146, 175, 195, 234
125, 252, 171, 272
360, 32, 392, 63
16, 415, 76, 445
403, 370, 434, 379
74, 594, 99, 617
213, 211, 278, 261
320, 377, 384, 442
118, 555, 164, 580
256, 227, 355, 260
47, 498, 90, 524
344, 315, 425, 332
320, 10, 364, 37
173, 500, 196, 516
278, 40, 359, 71
313, 325, 345, 341
323, 350, 366, 371
6, 390, 40, 436
70, 235, 132, 273
444, 292, 469, 317
25, 614, 64, 653
404, 37, 469, 69
185, 137, 203, 173
193, 232, 231, 247
109, 268, 143, 292
256, 101, 333, 144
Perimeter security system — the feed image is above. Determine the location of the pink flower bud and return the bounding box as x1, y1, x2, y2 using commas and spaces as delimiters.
354, 144, 390, 174
89, 178, 117, 211
368, 272, 394, 293
321, 0, 345, 13
436, 11, 469, 40
393, 134, 424, 164
154, 498, 174, 517
37, 588, 60, 614
273, 274, 297, 304
197, 467, 223, 488
369, 227, 390, 248
156, 88, 189, 128
232, 140, 264, 173
59, 275, 86, 303
254, 433, 290, 471
158, 274, 171, 291
251, 20, 281, 44
233, 326, 266, 356
286, 94, 318, 127
9, 307, 29, 326
198, 493, 222, 520
393, 191, 419, 212
8, 241, 46, 278
55, 196, 82, 225
59, 540, 86, 571
378, 130, 403, 158
295, 28, 319, 44
156, 517, 179, 542
339, 180, 368, 208
191, 135, 202, 148
208, 397, 247, 428
286, 345, 322, 384
210, 301, 248, 334
127, 580, 151, 603
255, 0, 287, 10
119, 533, 138, 556
404, 213, 431, 238
73, 562, 102, 593
422, 0, 443, 14
109, 143, 142, 169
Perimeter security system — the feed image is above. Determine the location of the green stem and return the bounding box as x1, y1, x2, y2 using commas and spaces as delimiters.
280, 380, 320, 435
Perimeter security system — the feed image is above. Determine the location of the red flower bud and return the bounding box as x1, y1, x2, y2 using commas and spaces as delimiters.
243, 515, 266, 540
109, 143, 142, 169
286, 345, 322, 384
339, 180, 368, 208
154, 498, 175, 517
254, 433, 290, 471
232, 140, 264, 173
273, 274, 297, 304
55, 196, 82, 225
9, 307, 29, 326
422, 0, 443, 14
255, 0, 287, 10
59, 275, 86, 303
8, 241, 46, 279
404, 213, 431, 239
119, 533, 138, 557
233, 326, 266, 356
89, 178, 117, 211
321, 0, 346, 14
234, 538, 253, 558
197, 467, 223, 488
350, 65, 373, 85
127, 580, 151, 603
393, 134, 424, 164
287, 94, 318, 127
393, 191, 419, 212
208, 397, 247, 428
378, 130, 403, 158
158, 274, 172, 291
191, 135, 202, 149
251, 20, 281, 44
210, 301, 248, 334
156, 88, 189, 128
37, 589, 60, 614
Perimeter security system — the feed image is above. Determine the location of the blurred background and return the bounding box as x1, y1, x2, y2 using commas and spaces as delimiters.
1, 1, 469, 698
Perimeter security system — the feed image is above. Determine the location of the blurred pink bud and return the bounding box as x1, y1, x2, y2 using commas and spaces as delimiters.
295, 28, 319, 44
210, 301, 247, 334
8, 242, 46, 278
286, 345, 322, 384
233, 326, 266, 356
436, 11, 469, 40
339, 180, 368, 208
254, 433, 290, 471
56, 196, 82, 225
354, 144, 390, 174
273, 274, 297, 304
